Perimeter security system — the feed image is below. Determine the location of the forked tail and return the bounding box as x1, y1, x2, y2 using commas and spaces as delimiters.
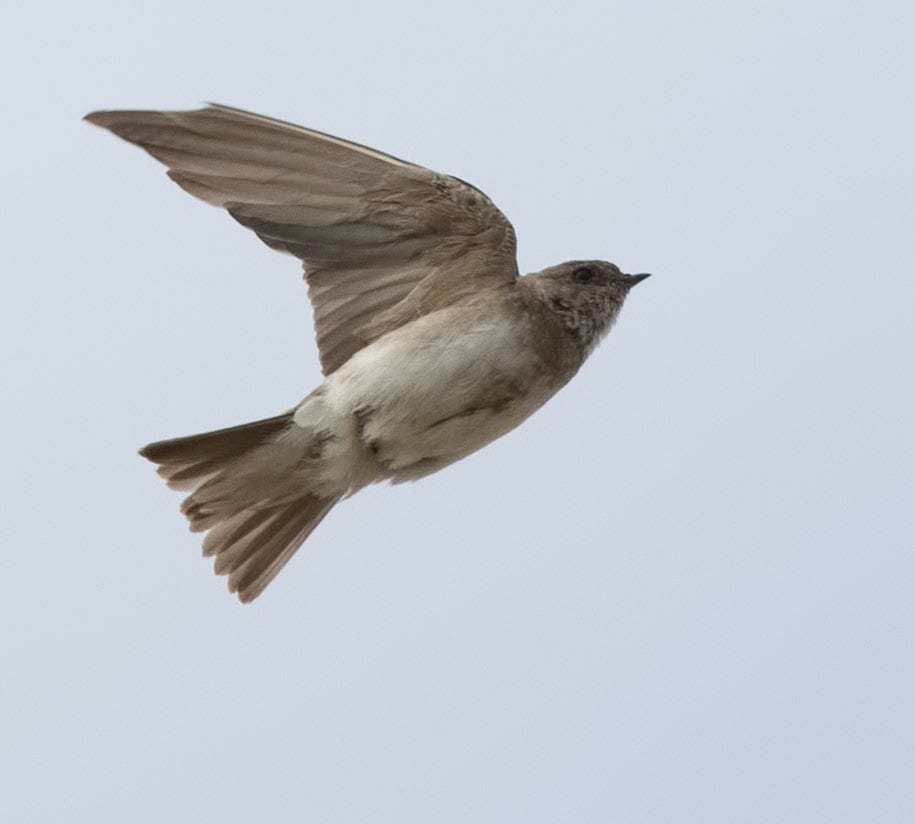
140, 413, 340, 602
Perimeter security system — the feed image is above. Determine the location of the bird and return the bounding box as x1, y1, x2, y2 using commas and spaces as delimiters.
85, 104, 650, 603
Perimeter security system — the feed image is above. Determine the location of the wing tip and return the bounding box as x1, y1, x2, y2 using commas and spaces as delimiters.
83, 109, 112, 127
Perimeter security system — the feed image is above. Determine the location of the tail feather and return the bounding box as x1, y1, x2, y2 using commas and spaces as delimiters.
226, 496, 339, 602
140, 413, 339, 602
203, 507, 276, 559
141, 413, 292, 490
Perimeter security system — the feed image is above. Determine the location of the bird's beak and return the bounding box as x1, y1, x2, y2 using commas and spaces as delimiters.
625, 273, 652, 286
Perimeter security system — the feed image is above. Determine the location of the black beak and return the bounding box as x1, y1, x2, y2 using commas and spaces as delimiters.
625, 272, 652, 286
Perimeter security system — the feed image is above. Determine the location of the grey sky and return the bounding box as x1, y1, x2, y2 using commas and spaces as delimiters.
3, 1, 913, 821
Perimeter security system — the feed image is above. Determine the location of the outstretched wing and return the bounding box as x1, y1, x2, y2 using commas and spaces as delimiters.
85, 104, 519, 373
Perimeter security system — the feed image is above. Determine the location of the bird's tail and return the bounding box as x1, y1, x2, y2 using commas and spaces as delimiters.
140, 413, 340, 602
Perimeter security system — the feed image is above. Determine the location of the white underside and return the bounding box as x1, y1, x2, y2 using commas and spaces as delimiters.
291, 305, 558, 494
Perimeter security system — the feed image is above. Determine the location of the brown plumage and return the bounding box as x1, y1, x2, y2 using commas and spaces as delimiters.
85, 105, 517, 374
86, 104, 649, 602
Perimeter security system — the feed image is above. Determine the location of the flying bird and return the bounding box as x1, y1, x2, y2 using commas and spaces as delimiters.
85, 104, 650, 602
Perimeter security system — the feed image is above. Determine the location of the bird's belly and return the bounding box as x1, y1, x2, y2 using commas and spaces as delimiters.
318, 311, 554, 482
375, 384, 552, 482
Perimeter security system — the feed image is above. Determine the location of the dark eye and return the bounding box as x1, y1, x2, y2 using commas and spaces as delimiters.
572, 267, 594, 284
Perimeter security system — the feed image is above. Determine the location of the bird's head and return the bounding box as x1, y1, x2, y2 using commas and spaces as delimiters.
530, 260, 650, 353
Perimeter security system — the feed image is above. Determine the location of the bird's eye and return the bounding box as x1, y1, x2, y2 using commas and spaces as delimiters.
572, 267, 594, 284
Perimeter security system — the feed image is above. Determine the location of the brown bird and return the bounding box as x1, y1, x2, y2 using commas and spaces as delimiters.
85, 104, 650, 603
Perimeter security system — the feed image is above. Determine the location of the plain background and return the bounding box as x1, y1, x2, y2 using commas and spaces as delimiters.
3, 1, 913, 821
